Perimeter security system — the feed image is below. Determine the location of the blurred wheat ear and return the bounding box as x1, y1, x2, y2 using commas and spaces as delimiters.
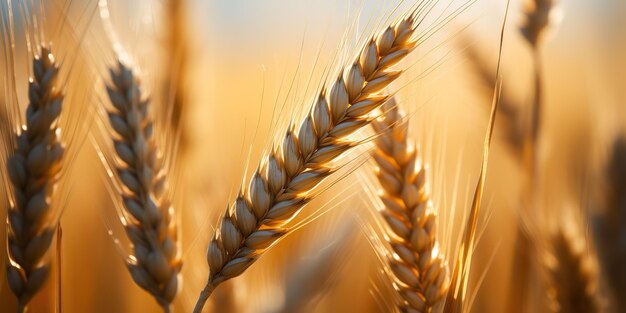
520, 0, 561, 47
593, 135, 626, 312
371, 99, 449, 312
509, 0, 561, 311
544, 227, 601, 313
5, 46, 64, 313
193, 9, 425, 313
103, 61, 181, 312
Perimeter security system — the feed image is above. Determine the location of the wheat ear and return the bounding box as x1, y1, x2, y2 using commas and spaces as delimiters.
545, 228, 600, 313
371, 100, 449, 312
104, 61, 181, 312
6, 46, 64, 313
520, 0, 560, 47
193, 12, 421, 313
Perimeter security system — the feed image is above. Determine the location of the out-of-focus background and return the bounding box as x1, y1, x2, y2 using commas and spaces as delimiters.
1, 0, 625, 312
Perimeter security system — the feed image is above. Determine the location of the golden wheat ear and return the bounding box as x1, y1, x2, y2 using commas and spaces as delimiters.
371, 99, 450, 312
6, 46, 64, 313
193, 9, 426, 312
102, 61, 181, 313
542, 224, 601, 313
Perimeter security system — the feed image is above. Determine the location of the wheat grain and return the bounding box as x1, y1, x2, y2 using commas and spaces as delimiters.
5, 46, 64, 313
371, 100, 449, 312
193, 11, 422, 313
104, 61, 181, 312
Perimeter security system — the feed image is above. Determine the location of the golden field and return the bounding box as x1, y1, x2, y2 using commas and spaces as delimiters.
0, 0, 625, 312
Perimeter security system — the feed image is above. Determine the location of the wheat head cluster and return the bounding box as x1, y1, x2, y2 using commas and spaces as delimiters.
0, 0, 624, 312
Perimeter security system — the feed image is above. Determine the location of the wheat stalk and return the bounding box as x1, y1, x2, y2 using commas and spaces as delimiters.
509, 1, 560, 311
104, 61, 181, 312
544, 228, 600, 313
5, 46, 64, 313
371, 100, 449, 312
521, 0, 561, 169
193, 11, 422, 313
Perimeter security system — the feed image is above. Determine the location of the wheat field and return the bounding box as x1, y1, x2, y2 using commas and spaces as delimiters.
0, 0, 625, 312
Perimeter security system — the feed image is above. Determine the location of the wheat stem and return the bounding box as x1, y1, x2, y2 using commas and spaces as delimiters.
194, 11, 423, 313
444, 3, 509, 310
509, 1, 557, 310
194, 283, 216, 312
